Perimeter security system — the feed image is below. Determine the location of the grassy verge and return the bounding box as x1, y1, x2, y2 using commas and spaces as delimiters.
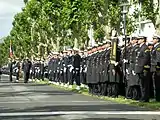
34, 79, 160, 110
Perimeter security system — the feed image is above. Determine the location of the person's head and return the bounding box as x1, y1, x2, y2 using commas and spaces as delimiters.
84, 49, 88, 56
152, 35, 160, 45
63, 51, 67, 56
148, 43, 154, 50
131, 37, 138, 44
137, 36, 147, 44
67, 49, 72, 55
104, 40, 111, 48
73, 49, 80, 54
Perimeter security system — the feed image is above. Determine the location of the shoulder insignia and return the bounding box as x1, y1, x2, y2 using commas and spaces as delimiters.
157, 48, 160, 51
145, 49, 150, 52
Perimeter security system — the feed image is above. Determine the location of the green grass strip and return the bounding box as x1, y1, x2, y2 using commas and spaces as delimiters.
34, 79, 160, 110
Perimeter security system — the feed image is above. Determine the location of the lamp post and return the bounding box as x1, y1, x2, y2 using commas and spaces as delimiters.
120, 2, 129, 83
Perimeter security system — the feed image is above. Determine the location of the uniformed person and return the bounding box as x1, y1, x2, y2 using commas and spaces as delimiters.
14, 58, 20, 82
96, 42, 104, 95
150, 35, 160, 102
101, 40, 111, 96
135, 36, 151, 102
86, 47, 93, 93
127, 36, 141, 100
40, 58, 45, 80
80, 49, 88, 87
108, 38, 122, 98
67, 49, 74, 88
23, 58, 32, 83
62, 50, 69, 87
147, 42, 154, 99
8, 58, 13, 82
72, 48, 81, 90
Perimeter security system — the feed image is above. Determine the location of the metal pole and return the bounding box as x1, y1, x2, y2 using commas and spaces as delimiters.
124, 13, 127, 78
123, 9, 127, 83
138, 2, 141, 34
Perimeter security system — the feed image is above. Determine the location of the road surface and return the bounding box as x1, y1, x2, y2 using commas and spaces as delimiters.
0, 74, 159, 120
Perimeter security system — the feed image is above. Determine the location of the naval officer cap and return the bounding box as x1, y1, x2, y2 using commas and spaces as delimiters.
98, 42, 103, 46
105, 40, 112, 44
137, 34, 147, 40
92, 44, 98, 48
153, 34, 160, 40
73, 48, 79, 51
52, 51, 59, 55
84, 49, 88, 52
87, 47, 92, 50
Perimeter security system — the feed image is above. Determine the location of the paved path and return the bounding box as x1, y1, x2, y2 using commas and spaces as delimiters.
0, 74, 160, 120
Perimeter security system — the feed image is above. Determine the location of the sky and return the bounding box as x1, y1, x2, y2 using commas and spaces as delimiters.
0, 0, 24, 39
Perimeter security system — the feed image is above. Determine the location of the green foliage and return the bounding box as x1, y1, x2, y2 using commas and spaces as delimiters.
141, 0, 159, 25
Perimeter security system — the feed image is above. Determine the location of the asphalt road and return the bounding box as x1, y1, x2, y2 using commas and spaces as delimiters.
0, 74, 160, 120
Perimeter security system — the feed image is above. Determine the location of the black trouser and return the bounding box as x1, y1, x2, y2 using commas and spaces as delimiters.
60, 70, 64, 83
72, 68, 80, 86
107, 82, 119, 97
24, 71, 29, 83
64, 68, 68, 84
68, 67, 73, 85
138, 71, 151, 102
153, 71, 160, 101
55, 71, 60, 82
16, 71, 19, 80
9, 72, 12, 82
126, 85, 141, 100
80, 70, 86, 84
52, 72, 56, 81
100, 82, 108, 96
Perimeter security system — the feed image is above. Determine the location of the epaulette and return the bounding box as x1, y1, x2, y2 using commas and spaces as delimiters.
145, 49, 150, 52
157, 48, 160, 51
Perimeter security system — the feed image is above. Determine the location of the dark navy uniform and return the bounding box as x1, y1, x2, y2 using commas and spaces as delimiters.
72, 51, 81, 86
23, 59, 32, 83
151, 36, 160, 101
135, 40, 150, 102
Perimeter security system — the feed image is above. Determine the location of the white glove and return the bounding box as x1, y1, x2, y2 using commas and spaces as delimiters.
64, 67, 67, 72
114, 62, 118, 66
132, 70, 136, 75
84, 67, 87, 72
69, 68, 73, 72
112, 69, 116, 75
123, 59, 128, 63
80, 67, 82, 73
126, 69, 129, 74
16, 68, 19, 73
